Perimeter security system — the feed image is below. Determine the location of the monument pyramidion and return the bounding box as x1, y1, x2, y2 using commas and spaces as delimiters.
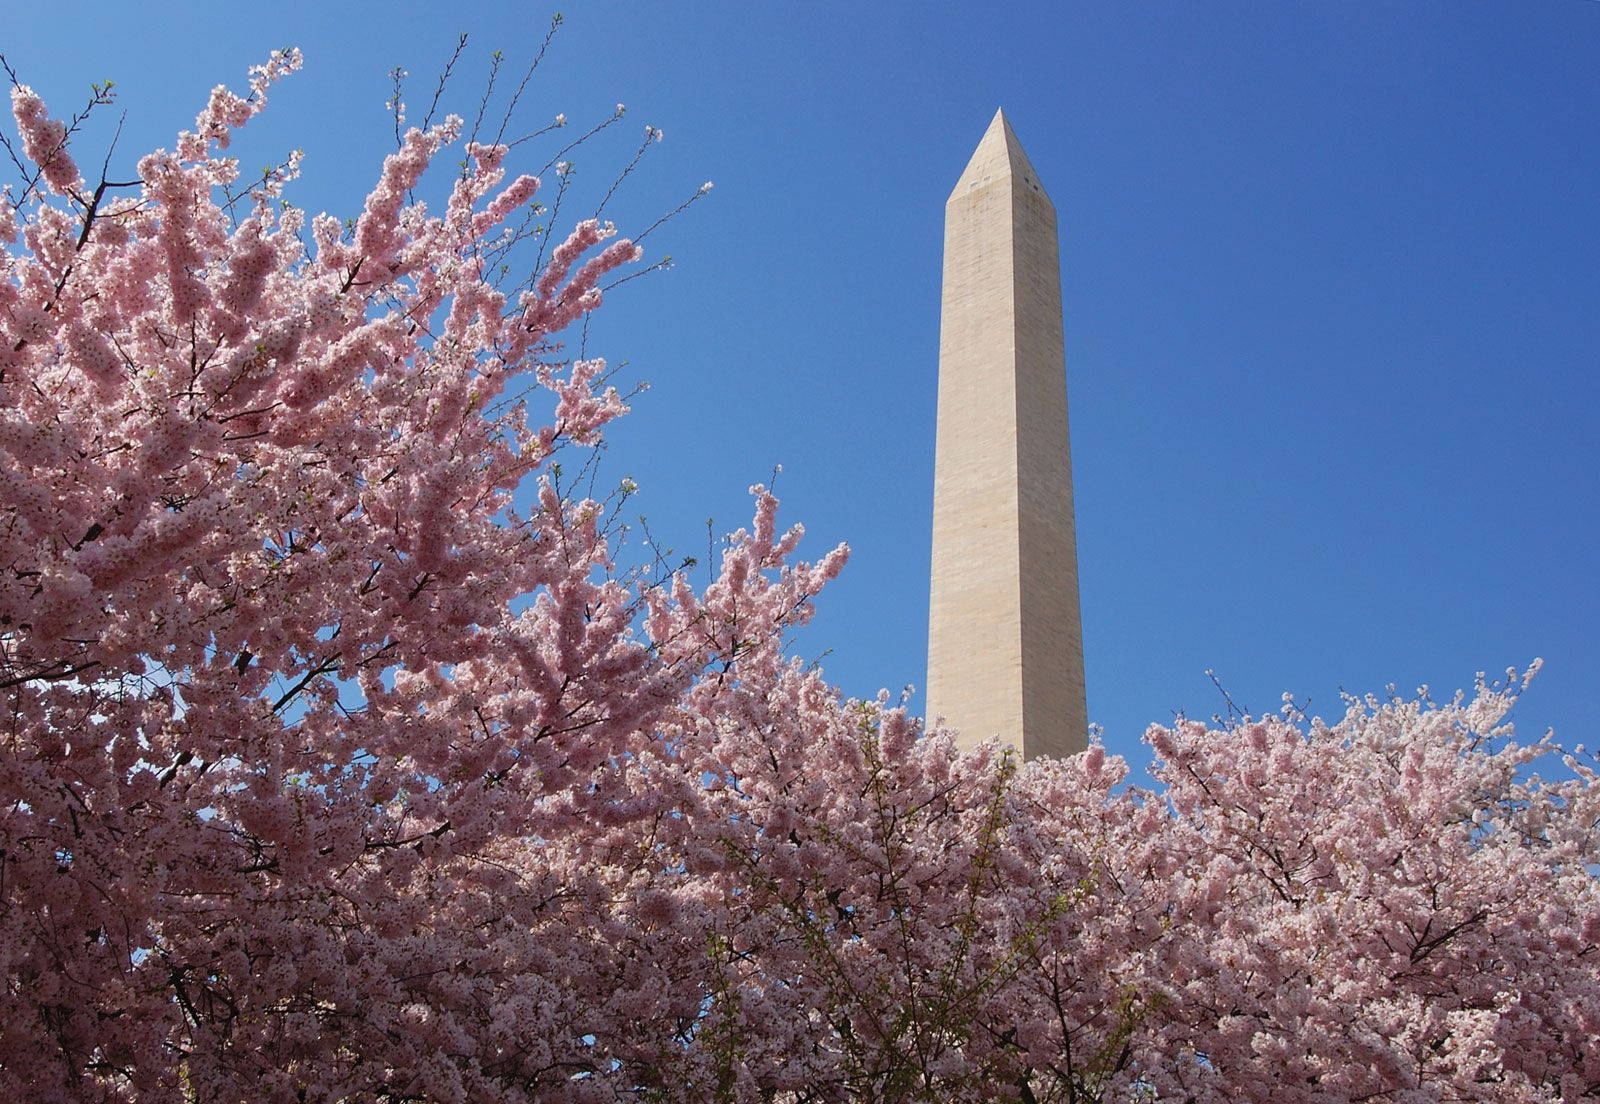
927, 108, 1087, 760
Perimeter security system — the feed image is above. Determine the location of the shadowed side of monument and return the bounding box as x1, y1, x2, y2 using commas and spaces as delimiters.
927, 108, 1087, 760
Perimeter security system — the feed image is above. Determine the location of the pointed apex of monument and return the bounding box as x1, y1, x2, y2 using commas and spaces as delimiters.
951, 107, 1047, 202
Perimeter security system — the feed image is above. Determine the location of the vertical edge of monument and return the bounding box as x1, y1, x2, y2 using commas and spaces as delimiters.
927, 109, 1088, 760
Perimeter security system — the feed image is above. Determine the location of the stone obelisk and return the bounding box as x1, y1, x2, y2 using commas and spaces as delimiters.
927, 108, 1087, 760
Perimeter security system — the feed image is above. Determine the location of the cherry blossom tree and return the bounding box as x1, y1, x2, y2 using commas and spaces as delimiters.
0, 43, 837, 1102
1127, 670, 1600, 1103
691, 669, 1598, 1103
2, 42, 1596, 1104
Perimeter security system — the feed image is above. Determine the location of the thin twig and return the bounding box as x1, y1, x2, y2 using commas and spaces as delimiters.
419, 32, 469, 133
631, 181, 712, 247
491, 13, 563, 148
594, 126, 658, 220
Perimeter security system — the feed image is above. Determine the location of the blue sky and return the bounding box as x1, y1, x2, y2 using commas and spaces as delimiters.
8, 2, 1596, 770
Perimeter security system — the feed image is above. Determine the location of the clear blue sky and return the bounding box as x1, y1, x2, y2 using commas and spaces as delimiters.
8, 3, 1597, 770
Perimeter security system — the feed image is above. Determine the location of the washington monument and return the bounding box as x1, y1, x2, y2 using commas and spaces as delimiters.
926, 108, 1088, 761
